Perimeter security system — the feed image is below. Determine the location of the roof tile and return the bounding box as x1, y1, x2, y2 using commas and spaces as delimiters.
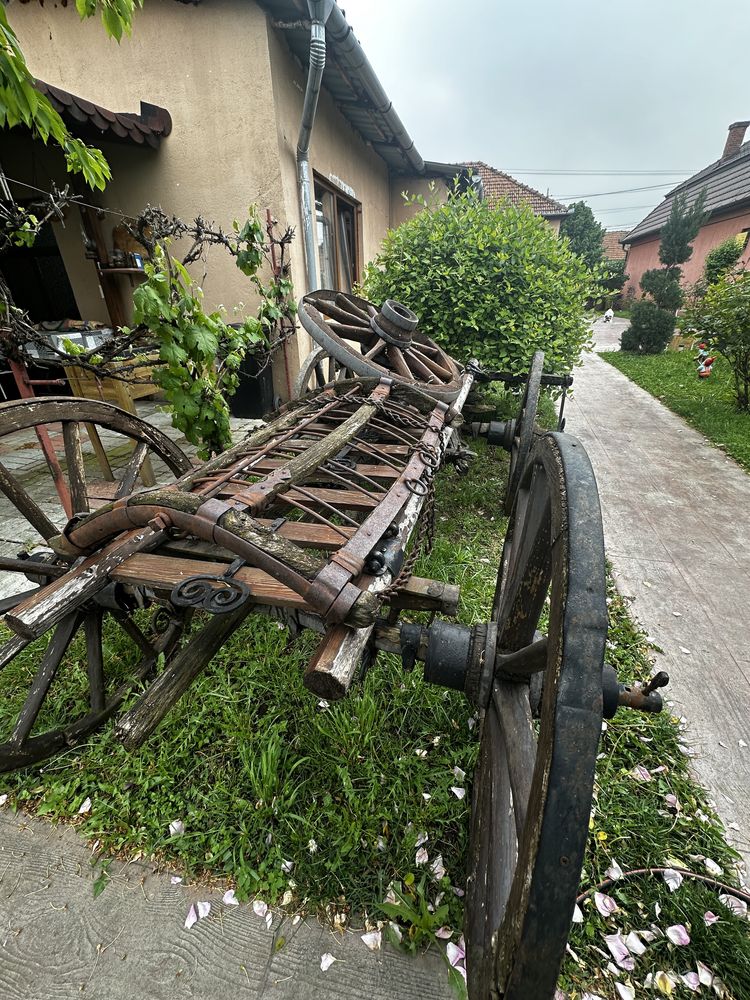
464, 161, 568, 217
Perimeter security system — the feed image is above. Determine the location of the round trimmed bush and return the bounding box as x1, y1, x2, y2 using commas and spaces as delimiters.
620, 300, 675, 354
361, 191, 594, 375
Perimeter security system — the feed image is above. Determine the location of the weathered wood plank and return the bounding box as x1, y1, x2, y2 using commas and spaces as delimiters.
115, 440, 150, 499
84, 613, 105, 712
62, 421, 88, 514
493, 680, 537, 838
0, 460, 58, 540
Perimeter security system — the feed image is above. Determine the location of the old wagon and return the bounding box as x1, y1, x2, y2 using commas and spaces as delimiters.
0, 292, 665, 999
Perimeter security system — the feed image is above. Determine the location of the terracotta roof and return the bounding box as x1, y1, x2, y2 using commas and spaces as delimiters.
624, 138, 750, 244
35, 80, 172, 149
602, 230, 628, 260
464, 162, 568, 218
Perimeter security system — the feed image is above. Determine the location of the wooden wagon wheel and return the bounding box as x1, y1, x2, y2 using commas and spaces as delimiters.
0, 396, 192, 550
298, 290, 464, 403
502, 350, 543, 516
465, 431, 607, 1000
292, 346, 350, 399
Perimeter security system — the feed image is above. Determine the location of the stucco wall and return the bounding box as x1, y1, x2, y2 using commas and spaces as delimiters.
623, 208, 750, 298
389, 176, 451, 228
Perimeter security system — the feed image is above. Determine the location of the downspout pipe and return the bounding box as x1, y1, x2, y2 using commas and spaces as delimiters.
297, 0, 334, 293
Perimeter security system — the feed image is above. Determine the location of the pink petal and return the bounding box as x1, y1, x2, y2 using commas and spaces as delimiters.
664, 794, 680, 812
604, 933, 635, 971
196, 901, 211, 919
680, 973, 700, 992
184, 904, 197, 930
594, 892, 619, 917
718, 893, 747, 918
320, 953, 337, 971
704, 910, 719, 926
630, 764, 652, 782
666, 923, 690, 945
223, 889, 239, 906
435, 926, 453, 939
697, 961, 714, 986
429, 854, 446, 881
663, 868, 683, 892
253, 899, 268, 918
606, 858, 624, 880
446, 941, 465, 967
416, 847, 429, 866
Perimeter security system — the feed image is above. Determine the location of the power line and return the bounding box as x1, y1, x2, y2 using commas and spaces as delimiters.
3, 175, 130, 220
560, 182, 676, 199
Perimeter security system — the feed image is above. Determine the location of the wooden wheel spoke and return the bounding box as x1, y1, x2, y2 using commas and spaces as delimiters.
403, 349, 438, 383
85, 613, 105, 711
113, 611, 155, 657
0, 460, 58, 540
410, 346, 451, 382
0, 633, 31, 674
115, 440, 151, 500
388, 345, 413, 380
493, 682, 537, 837
10, 612, 81, 748
495, 636, 548, 679
62, 421, 89, 513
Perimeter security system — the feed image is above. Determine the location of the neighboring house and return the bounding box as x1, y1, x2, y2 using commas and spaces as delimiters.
602, 231, 628, 262
622, 121, 750, 298
3, 0, 464, 400
463, 162, 569, 233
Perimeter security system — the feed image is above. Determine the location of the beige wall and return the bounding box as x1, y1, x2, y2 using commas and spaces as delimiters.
389, 176, 451, 229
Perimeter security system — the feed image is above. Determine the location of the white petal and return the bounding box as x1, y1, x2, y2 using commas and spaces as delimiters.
168, 819, 184, 837
704, 857, 723, 875
265, 912, 273, 930
170, 876, 183, 885
317, 699, 329, 710
663, 868, 683, 892
196, 901, 211, 919
450, 786, 466, 800
415, 831, 428, 847
78, 797, 92, 815
361, 930, 381, 951
422, 792, 431, 801
680, 647, 691, 655
281, 890, 293, 906
703, 911, 720, 926
594, 892, 619, 917
389, 921, 402, 943
376, 836, 387, 852
738, 739, 747, 748
415, 748, 428, 758
666, 923, 690, 945
184, 904, 198, 929
582, 994, 605, 1000
223, 889, 239, 906
572, 904, 584, 924
435, 926, 453, 939
0, 794, 8, 806
606, 858, 624, 880
416, 847, 429, 866
615, 984, 635, 1000
629, 764, 652, 782
446, 941, 465, 967
308, 838, 318, 854
253, 899, 268, 918
292, 914, 301, 926
320, 953, 337, 971
429, 854, 446, 881
467, 717, 476, 730
624, 930, 647, 956
697, 961, 714, 985
680, 973, 700, 993
718, 893, 747, 918
281, 859, 295, 874
452, 766, 466, 782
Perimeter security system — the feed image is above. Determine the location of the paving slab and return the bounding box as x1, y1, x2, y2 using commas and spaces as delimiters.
0, 809, 452, 1000
566, 341, 750, 870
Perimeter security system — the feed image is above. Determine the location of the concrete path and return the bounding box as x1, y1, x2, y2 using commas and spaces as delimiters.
568, 319, 750, 871
0, 809, 452, 1000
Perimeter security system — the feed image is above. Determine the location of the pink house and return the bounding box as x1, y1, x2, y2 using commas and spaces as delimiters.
623, 121, 750, 298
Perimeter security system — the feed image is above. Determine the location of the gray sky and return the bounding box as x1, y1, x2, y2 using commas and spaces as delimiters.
339, 0, 750, 232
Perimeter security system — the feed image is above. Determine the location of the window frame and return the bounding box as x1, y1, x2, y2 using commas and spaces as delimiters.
313, 174, 362, 292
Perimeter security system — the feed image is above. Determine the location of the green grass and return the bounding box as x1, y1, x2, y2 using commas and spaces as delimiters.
0, 409, 748, 997
601, 350, 750, 472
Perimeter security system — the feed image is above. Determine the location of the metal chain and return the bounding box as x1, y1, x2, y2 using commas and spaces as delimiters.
382, 479, 436, 597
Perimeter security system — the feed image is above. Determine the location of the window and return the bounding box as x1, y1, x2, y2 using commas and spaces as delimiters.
315, 178, 360, 292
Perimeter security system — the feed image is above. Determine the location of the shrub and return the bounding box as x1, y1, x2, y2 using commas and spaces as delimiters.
685, 272, 750, 409
620, 300, 675, 354
361, 190, 593, 376
640, 268, 684, 311
704, 236, 745, 287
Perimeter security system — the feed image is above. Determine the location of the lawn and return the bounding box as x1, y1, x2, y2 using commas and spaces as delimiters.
0, 399, 748, 998
601, 349, 750, 473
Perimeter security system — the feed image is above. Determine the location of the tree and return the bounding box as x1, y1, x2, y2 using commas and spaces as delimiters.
682, 272, 750, 410
362, 190, 593, 376
559, 201, 605, 269
1, 2, 142, 189
621, 189, 707, 353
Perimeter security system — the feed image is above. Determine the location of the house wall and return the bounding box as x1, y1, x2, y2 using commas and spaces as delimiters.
623, 207, 750, 298
389, 176, 451, 228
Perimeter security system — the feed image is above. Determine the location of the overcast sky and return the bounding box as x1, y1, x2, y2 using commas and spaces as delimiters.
339, 0, 750, 232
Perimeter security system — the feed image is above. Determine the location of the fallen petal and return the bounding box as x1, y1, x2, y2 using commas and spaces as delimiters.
654, 970, 675, 995
320, 953, 337, 972
416, 847, 429, 866
415, 831, 428, 847
317, 699, 330, 710
663, 868, 683, 892
361, 930, 381, 951
78, 797, 92, 815
376, 836, 387, 852
630, 764, 652, 782
452, 766, 466, 782
680, 972, 700, 993
704, 911, 720, 926
606, 858, 624, 880
718, 893, 747, 918
168, 818, 184, 837
594, 892, 619, 917
697, 961, 714, 986
422, 792, 431, 801
265, 912, 273, 930
624, 930, 647, 956
170, 876, 183, 885
184, 904, 198, 929
704, 857, 723, 875
435, 926, 453, 939
664, 794, 680, 812
666, 923, 690, 945
281, 859, 295, 874
450, 786, 466, 800
604, 933, 635, 970
196, 901, 211, 919
253, 899, 268, 918
223, 889, 239, 906
0, 794, 7, 807
430, 854, 447, 881
446, 941, 465, 967
572, 904, 584, 924
615, 983, 635, 1000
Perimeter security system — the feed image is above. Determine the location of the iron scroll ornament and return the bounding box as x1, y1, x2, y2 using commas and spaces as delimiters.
170, 557, 251, 614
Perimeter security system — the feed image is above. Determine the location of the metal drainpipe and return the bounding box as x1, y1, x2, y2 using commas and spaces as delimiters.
297, 0, 334, 294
